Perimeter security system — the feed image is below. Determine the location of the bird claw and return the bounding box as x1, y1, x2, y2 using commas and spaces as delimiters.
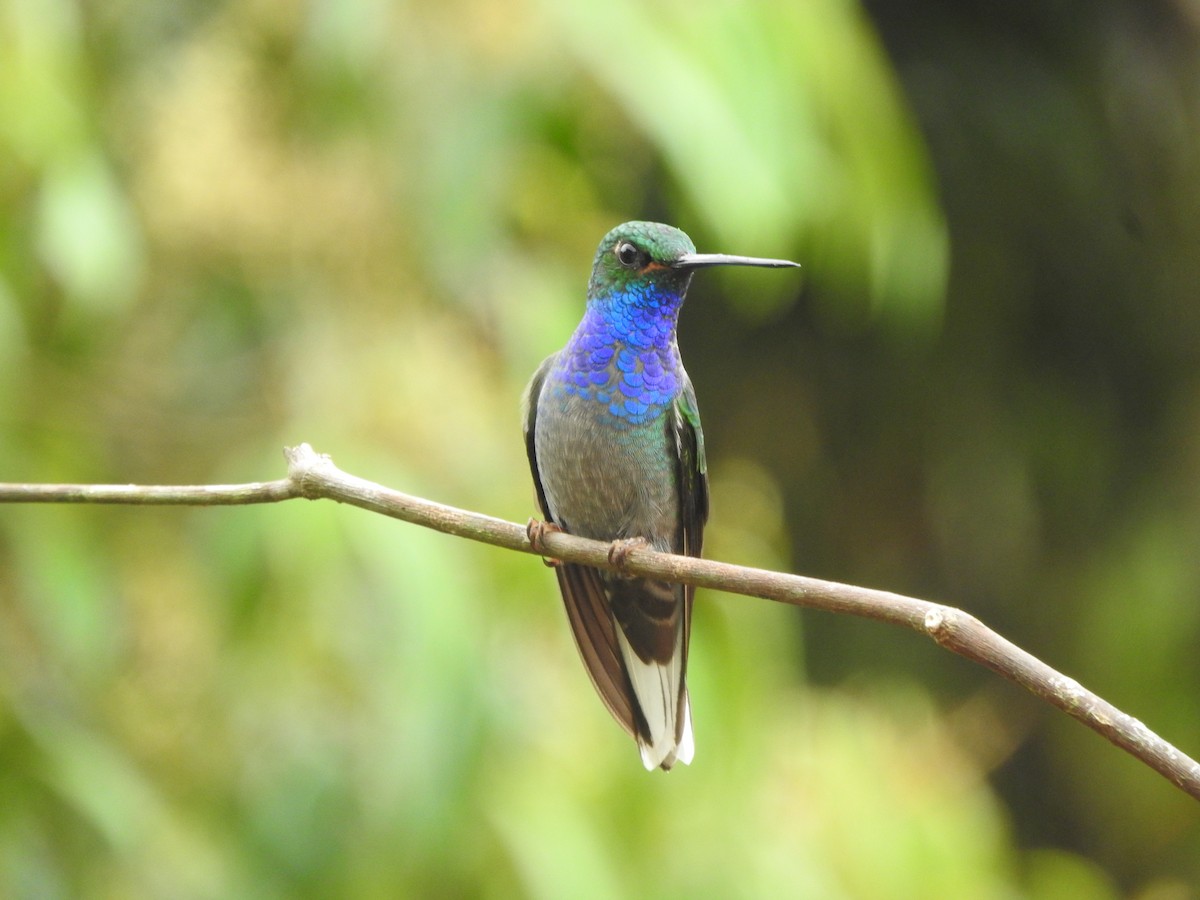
527, 518, 565, 567
608, 536, 651, 570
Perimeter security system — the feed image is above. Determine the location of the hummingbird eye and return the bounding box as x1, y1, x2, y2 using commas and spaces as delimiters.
615, 241, 641, 268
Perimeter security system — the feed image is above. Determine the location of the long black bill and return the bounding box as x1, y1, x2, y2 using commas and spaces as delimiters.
672, 252, 801, 270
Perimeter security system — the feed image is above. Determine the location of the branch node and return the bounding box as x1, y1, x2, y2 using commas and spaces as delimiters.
924, 605, 962, 645
284, 443, 330, 500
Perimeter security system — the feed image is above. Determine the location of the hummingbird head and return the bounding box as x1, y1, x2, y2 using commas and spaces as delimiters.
588, 221, 800, 302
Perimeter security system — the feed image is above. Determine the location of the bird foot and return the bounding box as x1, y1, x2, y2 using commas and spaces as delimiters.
607, 536, 651, 570
526, 518, 564, 567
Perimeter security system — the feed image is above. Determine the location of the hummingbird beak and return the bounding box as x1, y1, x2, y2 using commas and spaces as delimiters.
671, 252, 801, 271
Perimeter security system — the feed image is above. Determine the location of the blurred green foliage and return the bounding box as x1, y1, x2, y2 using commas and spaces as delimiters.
1, 0, 1197, 896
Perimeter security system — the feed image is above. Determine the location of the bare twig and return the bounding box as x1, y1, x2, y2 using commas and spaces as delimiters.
2, 443, 1197, 800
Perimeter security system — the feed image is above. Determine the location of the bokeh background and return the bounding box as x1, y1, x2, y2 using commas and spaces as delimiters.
2, 0, 1199, 896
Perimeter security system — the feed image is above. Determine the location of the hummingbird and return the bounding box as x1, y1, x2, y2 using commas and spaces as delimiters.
522, 221, 800, 770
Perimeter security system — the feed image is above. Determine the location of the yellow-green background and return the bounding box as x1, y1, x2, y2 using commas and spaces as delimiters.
2, 0, 1198, 896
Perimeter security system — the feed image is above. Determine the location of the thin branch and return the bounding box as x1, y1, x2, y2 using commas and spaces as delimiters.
1, 442, 1197, 800
0, 478, 299, 505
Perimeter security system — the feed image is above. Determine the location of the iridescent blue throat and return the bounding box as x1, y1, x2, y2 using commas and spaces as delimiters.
553, 282, 684, 426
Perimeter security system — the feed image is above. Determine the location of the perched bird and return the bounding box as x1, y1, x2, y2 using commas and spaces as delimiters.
522, 221, 800, 770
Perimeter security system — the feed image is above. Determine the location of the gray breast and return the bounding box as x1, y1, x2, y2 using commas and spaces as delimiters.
535, 387, 679, 548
